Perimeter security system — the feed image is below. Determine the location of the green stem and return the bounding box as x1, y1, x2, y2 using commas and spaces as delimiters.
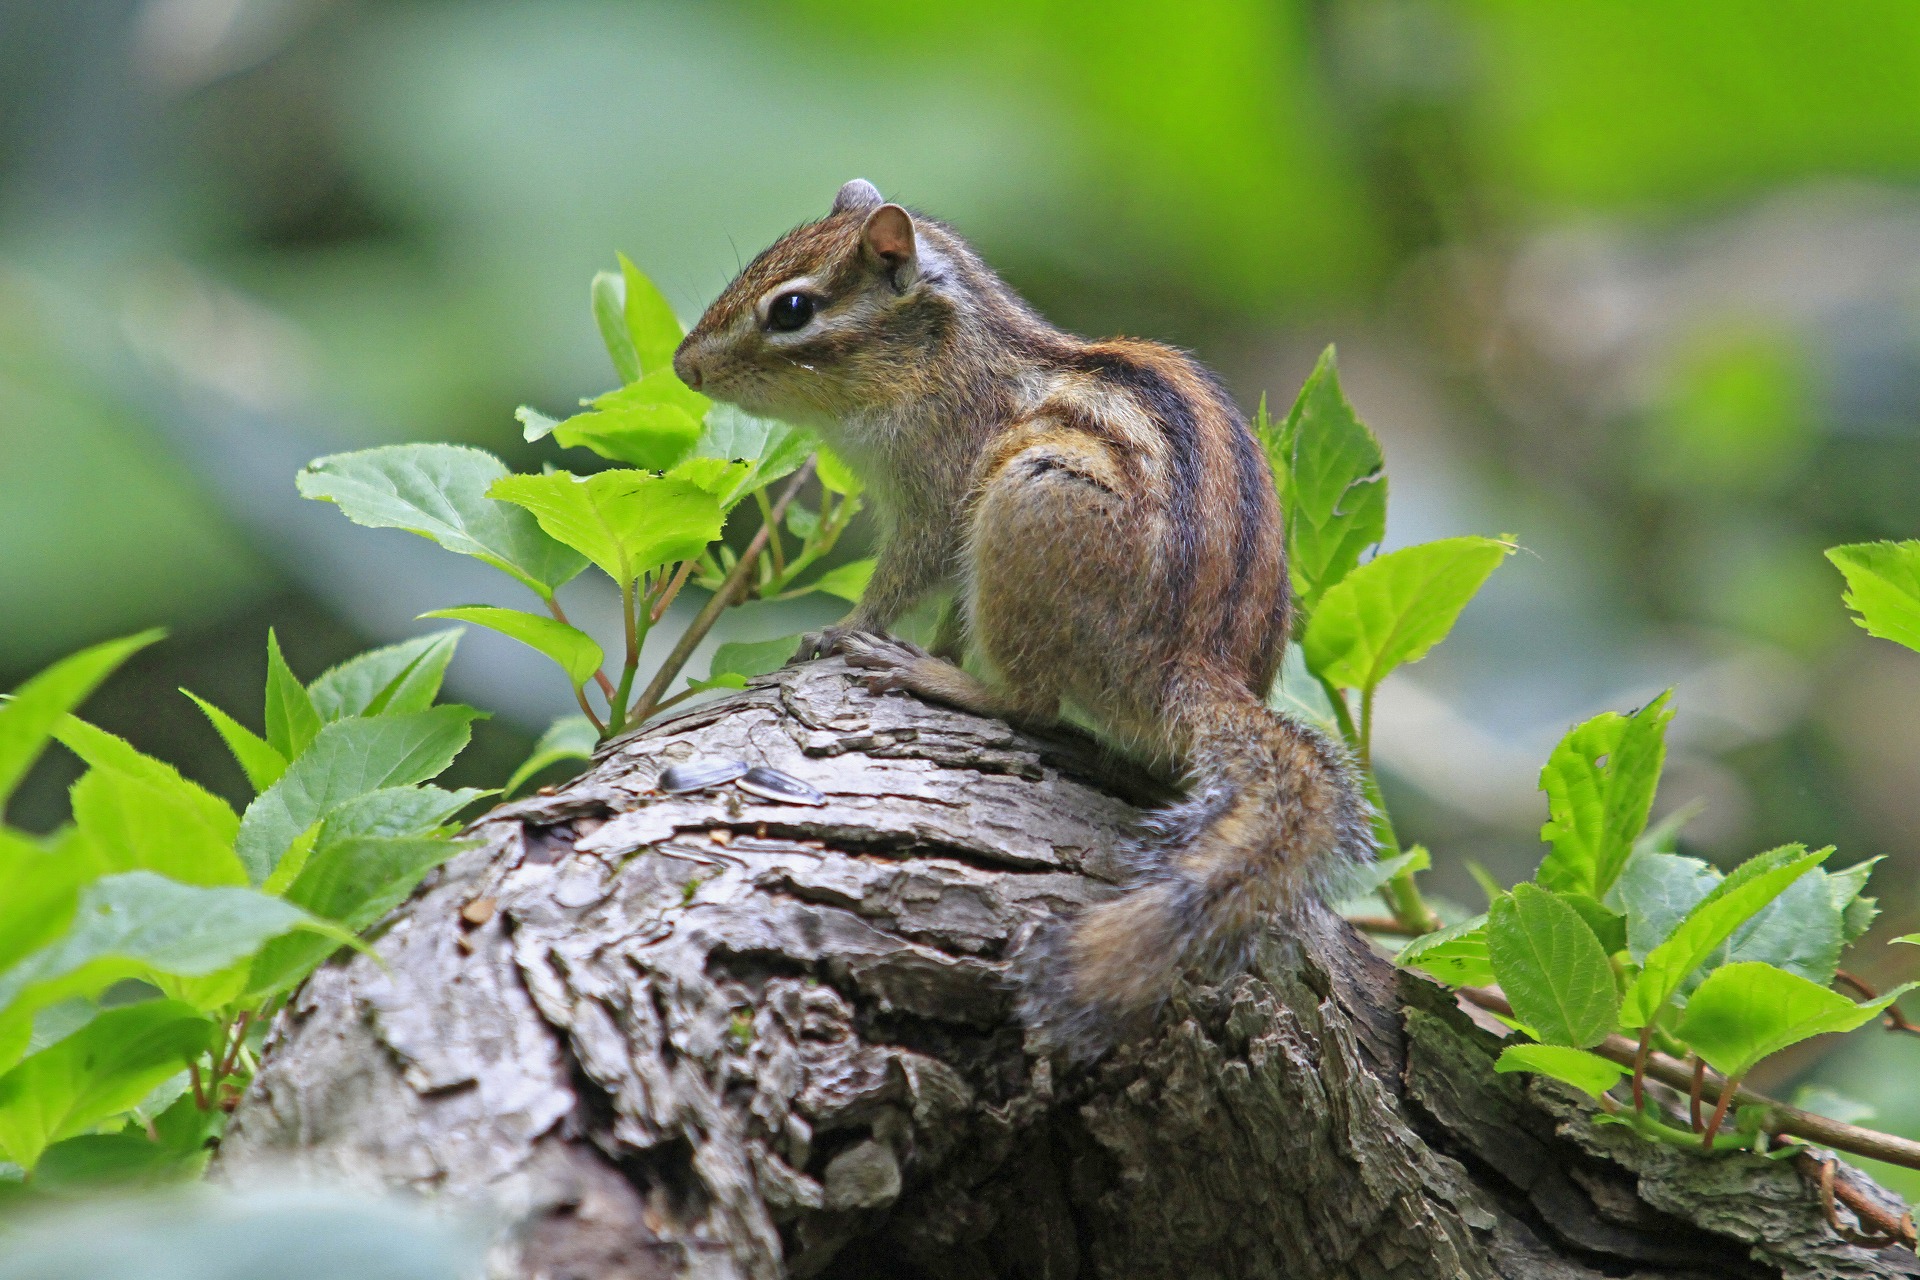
754, 489, 787, 579
546, 595, 617, 701
1319, 674, 1432, 933
626, 458, 819, 729
607, 575, 642, 735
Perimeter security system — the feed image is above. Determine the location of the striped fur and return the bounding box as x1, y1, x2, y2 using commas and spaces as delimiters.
676, 181, 1373, 1054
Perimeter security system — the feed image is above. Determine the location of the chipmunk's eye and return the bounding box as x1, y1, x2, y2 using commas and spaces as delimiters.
766, 292, 816, 333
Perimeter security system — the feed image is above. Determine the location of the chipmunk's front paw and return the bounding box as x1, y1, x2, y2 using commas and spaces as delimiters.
835, 633, 934, 694
790, 624, 883, 664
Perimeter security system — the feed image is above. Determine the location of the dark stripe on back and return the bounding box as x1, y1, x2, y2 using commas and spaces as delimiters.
1060, 346, 1204, 630
1221, 409, 1277, 651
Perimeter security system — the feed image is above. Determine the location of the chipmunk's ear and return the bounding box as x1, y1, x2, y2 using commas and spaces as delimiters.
832, 179, 883, 214
862, 204, 917, 286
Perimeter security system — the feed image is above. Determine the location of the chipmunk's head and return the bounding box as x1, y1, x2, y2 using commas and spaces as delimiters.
674, 180, 957, 423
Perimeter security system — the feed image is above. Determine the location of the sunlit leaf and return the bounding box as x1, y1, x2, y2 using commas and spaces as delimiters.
1302, 536, 1514, 693
504, 715, 599, 798
1608, 849, 1718, 962
619, 252, 684, 377
0, 631, 161, 812
1494, 1044, 1626, 1099
1536, 693, 1673, 898
1827, 540, 1920, 653
1488, 884, 1618, 1047
708, 636, 803, 686
1677, 962, 1915, 1080
691, 405, 815, 505
0, 831, 96, 978
62, 725, 245, 888
298, 445, 587, 600
316, 786, 488, 842
548, 370, 707, 470
1394, 913, 1493, 987
807, 559, 876, 602
1260, 348, 1388, 616
815, 444, 862, 496
263, 630, 321, 761
1619, 844, 1829, 1029
306, 630, 462, 721
181, 691, 285, 794
234, 707, 484, 883
422, 607, 603, 690
0, 1001, 211, 1170
489, 471, 724, 589
591, 268, 642, 385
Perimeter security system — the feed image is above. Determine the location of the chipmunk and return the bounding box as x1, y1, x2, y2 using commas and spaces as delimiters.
674, 179, 1372, 1051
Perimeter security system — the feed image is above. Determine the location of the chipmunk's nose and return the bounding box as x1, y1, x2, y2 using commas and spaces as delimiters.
672, 344, 703, 390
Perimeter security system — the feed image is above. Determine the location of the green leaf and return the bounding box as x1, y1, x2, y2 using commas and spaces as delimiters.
591, 268, 642, 385
1536, 693, 1674, 898
619, 252, 684, 377
517, 404, 561, 443
1608, 850, 1719, 962
690, 406, 815, 507
0, 1000, 211, 1169
1302, 536, 1514, 693
808, 559, 877, 603
815, 444, 863, 497
1722, 867, 1846, 987
1827, 541, 1920, 653
1677, 962, 1915, 1080
488, 470, 725, 589
297, 444, 588, 601
1494, 1044, 1626, 1099
708, 636, 804, 685
1394, 914, 1493, 987
422, 607, 603, 690
1267, 643, 1342, 738
1827, 856, 1882, 944
0, 631, 161, 812
181, 691, 286, 793
504, 715, 599, 798
1557, 892, 1627, 955
247, 835, 466, 999
1487, 884, 1619, 1048
306, 629, 462, 722
1333, 846, 1431, 905
62, 726, 245, 888
1619, 845, 1830, 1029
317, 786, 487, 842
549, 370, 708, 470
0, 873, 326, 1031
667, 456, 754, 509
1261, 348, 1389, 616
262, 630, 321, 761
234, 707, 484, 883
0, 831, 96, 977
29, 1089, 219, 1190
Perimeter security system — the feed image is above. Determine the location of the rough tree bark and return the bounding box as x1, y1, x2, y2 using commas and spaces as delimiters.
218, 659, 1920, 1280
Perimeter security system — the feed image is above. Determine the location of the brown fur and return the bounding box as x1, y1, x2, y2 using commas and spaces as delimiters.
676, 181, 1372, 1053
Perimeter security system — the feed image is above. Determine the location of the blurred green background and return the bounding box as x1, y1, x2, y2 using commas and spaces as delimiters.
4, 0, 1920, 1187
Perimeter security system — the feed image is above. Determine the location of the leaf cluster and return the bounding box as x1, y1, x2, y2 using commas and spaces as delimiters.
0, 628, 488, 1191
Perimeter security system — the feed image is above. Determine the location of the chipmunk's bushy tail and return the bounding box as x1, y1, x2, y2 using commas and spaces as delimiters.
1019, 678, 1374, 1056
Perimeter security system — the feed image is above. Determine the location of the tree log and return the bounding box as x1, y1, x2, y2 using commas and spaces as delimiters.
217, 659, 1920, 1279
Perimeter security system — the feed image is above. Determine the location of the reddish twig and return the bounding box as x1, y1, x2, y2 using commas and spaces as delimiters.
1835, 969, 1920, 1038
1688, 1055, 1706, 1132
1801, 1150, 1916, 1249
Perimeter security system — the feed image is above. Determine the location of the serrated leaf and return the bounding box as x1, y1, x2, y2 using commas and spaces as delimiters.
549, 370, 708, 470
1826, 856, 1882, 944
1722, 867, 1845, 987
1261, 348, 1388, 615
1302, 536, 1514, 694
61, 724, 245, 888
317, 786, 487, 842
181, 691, 285, 793
234, 707, 484, 883
505, 715, 599, 798
808, 559, 876, 603
1394, 913, 1493, 987
1537, 693, 1673, 898
1494, 1044, 1626, 1099
1677, 962, 1915, 1080
815, 444, 862, 497
489, 470, 724, 589
1827, 541, 1920, 653
619, 252, 684, 377
247, 835, 466, 999
591, 268, 642, 385
0, 1000, 211, 1170
0, 631, 161, 812
1608, 850, 1719, 962
1619, 845, 1829, 1029
690, 405, 815, 507
708, 636, 804, 685
262, 630, 321, 761
517, 404, 561, 443
1488, 884, 1619, 1048
306, 629, 462, 722
298, 444, 587, 600
0, 873, 327, 1036
422, 607, 603, 690
667, 456, 754, 509
1556, 892, 1627, 955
